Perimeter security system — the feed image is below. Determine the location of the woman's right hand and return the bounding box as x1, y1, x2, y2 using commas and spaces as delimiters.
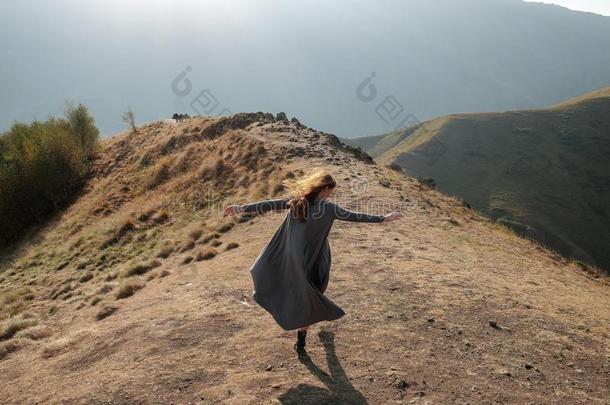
383, 212, 402, 222
223, 205, 242, 217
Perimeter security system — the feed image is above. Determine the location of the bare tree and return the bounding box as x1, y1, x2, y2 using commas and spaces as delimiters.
122, 108, 136, 134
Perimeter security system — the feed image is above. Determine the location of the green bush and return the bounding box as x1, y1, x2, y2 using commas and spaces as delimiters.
0, 103, 99, 245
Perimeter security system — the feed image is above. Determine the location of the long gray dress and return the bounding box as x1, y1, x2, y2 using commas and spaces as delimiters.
239, 197, 384, 331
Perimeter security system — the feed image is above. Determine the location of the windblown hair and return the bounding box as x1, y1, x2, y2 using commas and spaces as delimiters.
283, 169, 336, 222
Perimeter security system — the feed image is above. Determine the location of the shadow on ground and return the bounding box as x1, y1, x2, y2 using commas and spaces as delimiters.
278, 331, 368, 404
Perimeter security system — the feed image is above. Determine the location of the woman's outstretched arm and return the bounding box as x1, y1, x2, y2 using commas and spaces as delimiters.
329, 202, 401, 223
224, 198, 289, 217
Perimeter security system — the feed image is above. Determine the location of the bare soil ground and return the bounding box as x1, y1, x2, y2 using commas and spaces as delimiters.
1, 115, 608, 404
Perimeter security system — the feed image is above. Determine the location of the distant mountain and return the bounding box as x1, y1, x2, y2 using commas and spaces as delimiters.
2, 0, 610, 137
349, 87, 610, 272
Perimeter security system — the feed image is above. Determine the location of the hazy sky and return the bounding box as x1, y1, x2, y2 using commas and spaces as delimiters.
528, 1, 610, 15
1, 0, 609, 138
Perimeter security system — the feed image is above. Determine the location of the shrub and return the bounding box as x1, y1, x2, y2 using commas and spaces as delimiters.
0, 104, 99, 245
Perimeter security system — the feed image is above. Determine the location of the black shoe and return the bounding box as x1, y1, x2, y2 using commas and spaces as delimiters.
294, 330, 307, 351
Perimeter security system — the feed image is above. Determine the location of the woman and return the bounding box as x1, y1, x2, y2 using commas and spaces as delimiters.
224, 169, 401, 351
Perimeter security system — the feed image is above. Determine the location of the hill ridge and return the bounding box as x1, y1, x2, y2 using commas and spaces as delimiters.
0, 114, 609, 404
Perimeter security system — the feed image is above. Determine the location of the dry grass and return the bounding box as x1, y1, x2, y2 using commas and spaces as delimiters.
178, 239, 196, 253
195, 247, 218, 261
78, 272, 94, 283
156, 245, 174, 259
225, 242, 239, 251
121, 260, 161, 278
148, 157, 173, 189
217, 223, 234, 233
115, 280, 145, 299
188, 227, 204, 241
17, 325, 52, 341
0, 338, 27, 360
96, 305, 118, 320
0, 318, 38, 341
200, 232, 220, 244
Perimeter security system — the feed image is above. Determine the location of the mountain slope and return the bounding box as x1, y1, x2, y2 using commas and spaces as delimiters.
355, 88, 610, 273
0, 114, 609, 404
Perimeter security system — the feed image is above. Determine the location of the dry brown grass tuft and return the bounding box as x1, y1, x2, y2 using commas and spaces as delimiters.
17, 325, 52, 341
41, 329, 91, 358
102, 215, 138, 247
96, 305, 118, 320
217, 222, 234, 233
78, 272, 94, 283
225, 242, 239, 251
121, 260, 161, 278
148, 157, 173, 189
200, 232, 221, 244
1, 287, 34, 307
178, 239, 196, 253
151, 210, 169, 224
115, 280, 145, 299
51, 283, 74, 300
188, 228, 204, 241
0, 318, 38, 341
0, 338, 27, 360
195, 247, 218, 261
156, 244, 174, 259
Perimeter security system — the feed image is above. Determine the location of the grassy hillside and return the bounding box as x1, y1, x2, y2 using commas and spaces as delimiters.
364, 88, 610, 274
0, 114, 608, 404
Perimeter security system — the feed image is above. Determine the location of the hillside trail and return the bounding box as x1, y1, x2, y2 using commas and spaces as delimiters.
0, 115, 608, 404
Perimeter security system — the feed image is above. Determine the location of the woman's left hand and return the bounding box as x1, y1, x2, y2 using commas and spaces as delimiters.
223, 205, 241, 217
383, 212, 402, 222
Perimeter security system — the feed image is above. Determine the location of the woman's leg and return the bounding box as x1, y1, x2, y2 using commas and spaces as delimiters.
295, 325, 309, 351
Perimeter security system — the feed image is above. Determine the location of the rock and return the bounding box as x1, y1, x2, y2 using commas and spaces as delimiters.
266, 365, 273, 371
427, 318, 435, 323
524, 363, 533, 370
389, 163, 403, 172
394, 378, 409, 390
172, 113, 190, 121
489, 320, 501, 329
418, 177, 436, 188
290, 117, 303, 128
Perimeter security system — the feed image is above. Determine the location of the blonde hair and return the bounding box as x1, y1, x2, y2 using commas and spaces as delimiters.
282, 169, 336, 222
